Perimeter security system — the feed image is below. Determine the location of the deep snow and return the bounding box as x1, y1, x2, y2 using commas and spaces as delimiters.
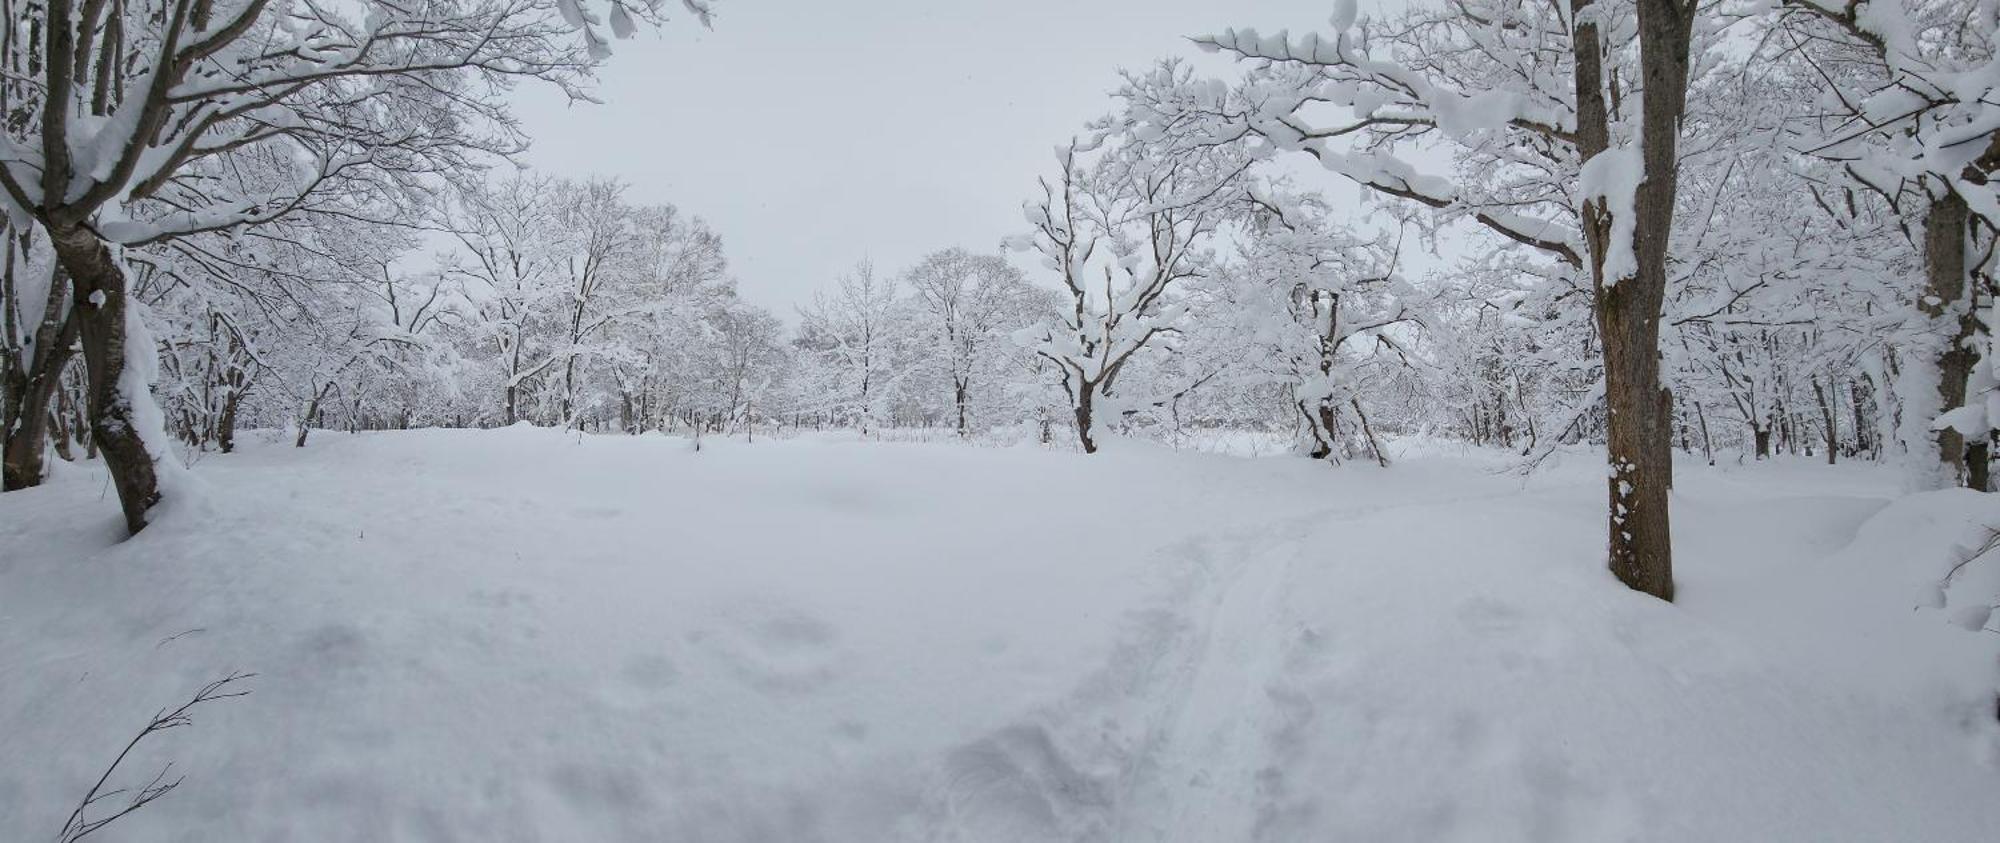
3, 428, 1999, 841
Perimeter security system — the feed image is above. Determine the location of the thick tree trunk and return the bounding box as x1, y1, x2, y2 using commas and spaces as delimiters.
49, 226, 160, 534
1073, 385, 1097, 454
1921, 191, 1978, 488
1577, 0, 1687, 601
1752, 425, 1771, 460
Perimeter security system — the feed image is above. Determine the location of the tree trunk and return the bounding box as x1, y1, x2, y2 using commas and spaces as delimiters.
1753, 424, 1771, 459
296, 383, 332, 448
3, 256, 78, 490
503, 346, 520, 426
1302, 400, 1334, 460
1352, 398, 1388, 468
49, 226, 160, 534
1812, 377, 1838, 466
1850, 377, 1874, 457
1921, 191, 1977, 488
49, 404, 74, 461
1695, 401, 1715, 466
217, 386, 242, 454
2, 313, 76, 490
954, 378, 970, 439
1579, 0, 1686, 601
1073, 384, 1097, 453
1970, 439, 1992, 492
3, 375, 63, 488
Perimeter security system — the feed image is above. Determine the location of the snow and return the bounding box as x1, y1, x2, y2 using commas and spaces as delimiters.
1329, 0, 1359, 33
4, 429, 2000, 841
1577, 146, 1643, 285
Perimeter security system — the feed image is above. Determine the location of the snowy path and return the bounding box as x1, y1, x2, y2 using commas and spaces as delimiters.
4, 429, 2000, 841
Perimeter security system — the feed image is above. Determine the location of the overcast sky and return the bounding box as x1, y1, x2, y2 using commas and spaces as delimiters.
508, 1, 1400, 315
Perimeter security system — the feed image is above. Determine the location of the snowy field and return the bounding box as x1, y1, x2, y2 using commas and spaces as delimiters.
4, 428, 2000, 842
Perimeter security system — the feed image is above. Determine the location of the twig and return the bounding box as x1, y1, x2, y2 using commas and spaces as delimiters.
58, 672, 256, 843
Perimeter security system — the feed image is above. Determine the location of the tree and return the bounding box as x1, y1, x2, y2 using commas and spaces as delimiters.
903, 248, 1036, 437
1011, 123, 1251, 453
1199, 192, 1430, 464
799, 260, 905, 435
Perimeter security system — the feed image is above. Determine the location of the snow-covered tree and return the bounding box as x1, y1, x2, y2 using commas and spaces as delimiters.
903, 248, 1039, 437
798, 260, 908, 435
1011, 122, 1252, 453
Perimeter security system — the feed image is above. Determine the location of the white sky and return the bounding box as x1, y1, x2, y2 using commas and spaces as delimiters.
509, 1, 1405, 315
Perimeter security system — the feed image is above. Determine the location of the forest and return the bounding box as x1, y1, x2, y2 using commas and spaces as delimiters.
6, 0, 2000, 840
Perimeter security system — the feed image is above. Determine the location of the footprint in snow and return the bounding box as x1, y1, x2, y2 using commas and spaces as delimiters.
700, 609, 846, 695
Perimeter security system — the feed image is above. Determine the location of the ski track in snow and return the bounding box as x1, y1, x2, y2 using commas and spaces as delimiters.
924, 488, 1563, 842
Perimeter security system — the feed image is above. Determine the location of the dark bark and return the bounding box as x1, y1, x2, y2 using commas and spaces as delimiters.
1753, 425, 1771, 460
1850, 377, 1875, 457
1812, 377, 1838, 466
216, 386, 241, 453
1307, 400, 1337, 460
3, 266, 77, 490
1073, 387, 1097, 453
1580, 0, 1687, 601
1352, 398, 1388, 468
1695, 401, 1715, 466
296, 383, 333, 448
1922, 191, 1978, 487
1970, 440, 1991, 491
49, 225, 159, 534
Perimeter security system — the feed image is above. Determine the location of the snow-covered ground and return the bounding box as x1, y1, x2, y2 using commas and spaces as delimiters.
4, 428, 1999, 841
